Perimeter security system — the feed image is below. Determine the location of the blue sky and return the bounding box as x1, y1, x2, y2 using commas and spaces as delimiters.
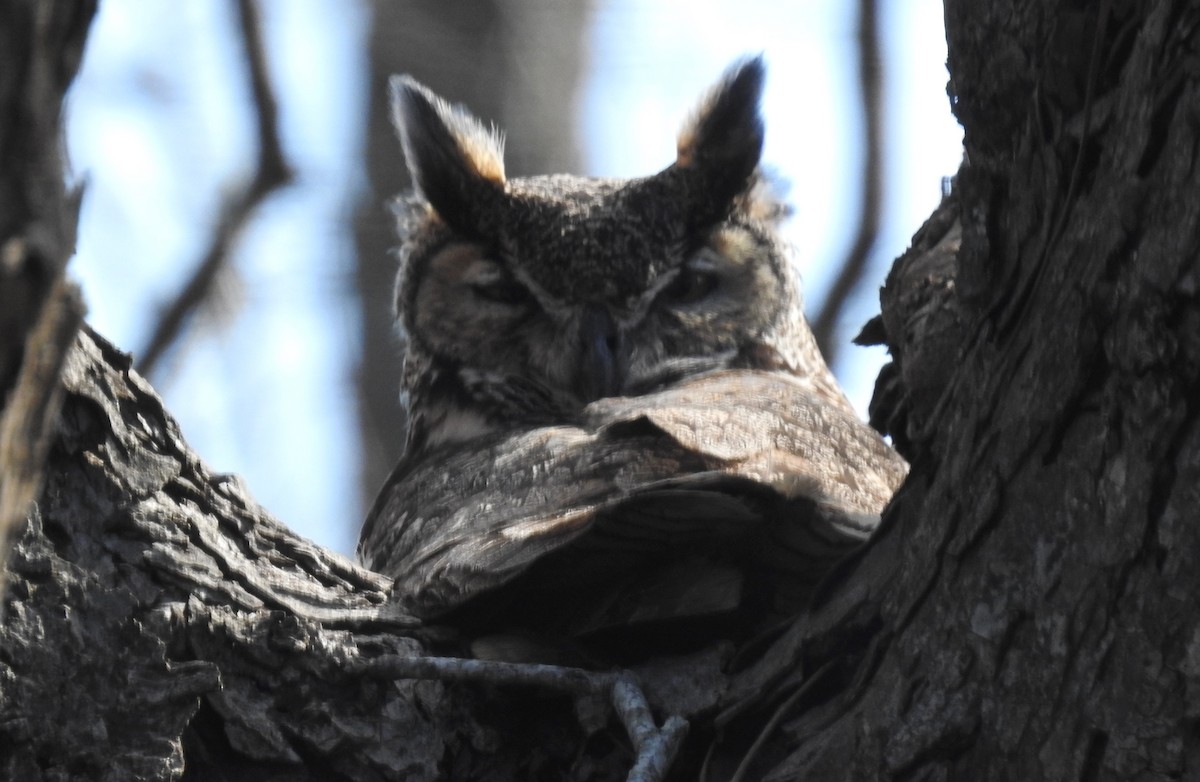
65, 1, 961, 554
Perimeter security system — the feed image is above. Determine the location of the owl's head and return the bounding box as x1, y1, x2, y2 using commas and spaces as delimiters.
389, 58, 835, 452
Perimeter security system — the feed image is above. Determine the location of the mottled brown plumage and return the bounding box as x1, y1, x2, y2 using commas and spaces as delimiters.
358, 59, 907, 660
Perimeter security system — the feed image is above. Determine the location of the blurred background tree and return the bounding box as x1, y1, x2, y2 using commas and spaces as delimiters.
64, 0, 961, 554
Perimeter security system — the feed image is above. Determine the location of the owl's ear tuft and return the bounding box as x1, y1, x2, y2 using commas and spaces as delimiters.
390, 75, 506, 234
675, 57, 765, 207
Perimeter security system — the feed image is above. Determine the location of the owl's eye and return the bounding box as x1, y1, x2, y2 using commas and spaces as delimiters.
661, 266, 719, 305
462, 259, 531, 306
471, 276, 530, 305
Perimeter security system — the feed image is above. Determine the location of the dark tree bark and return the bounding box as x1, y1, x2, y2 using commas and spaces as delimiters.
0, 0, 88, 600
2, 328, 442, 780
746, 0, 1200, 777
4, 0, 1200, 781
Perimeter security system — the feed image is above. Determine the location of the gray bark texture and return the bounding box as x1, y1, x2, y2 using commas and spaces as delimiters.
4, 0, 1200, 780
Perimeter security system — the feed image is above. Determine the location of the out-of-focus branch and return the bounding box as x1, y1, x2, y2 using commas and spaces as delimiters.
0, 279, 83, 603
136, 0, 292, 378
812, 0, 883, 367
0, 0, 94, 600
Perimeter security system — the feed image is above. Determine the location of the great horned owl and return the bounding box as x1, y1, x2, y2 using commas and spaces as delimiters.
358, 59, 907, 659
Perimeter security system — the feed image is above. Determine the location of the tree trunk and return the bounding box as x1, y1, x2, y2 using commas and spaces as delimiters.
4, 0, 1200, 780
751, 0, 1200, 777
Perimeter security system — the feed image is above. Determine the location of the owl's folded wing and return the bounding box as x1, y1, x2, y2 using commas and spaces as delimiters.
359, 370, 908, 642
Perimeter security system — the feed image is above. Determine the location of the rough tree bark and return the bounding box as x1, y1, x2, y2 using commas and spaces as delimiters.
767, 0, 1200, 777
3, 0, 1200, 781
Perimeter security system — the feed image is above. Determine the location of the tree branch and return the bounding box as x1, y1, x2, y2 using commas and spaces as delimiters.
0, 0, 93, 600
136, 0, 292, 378
354, 654, 688, 782
811, 0, 883, 367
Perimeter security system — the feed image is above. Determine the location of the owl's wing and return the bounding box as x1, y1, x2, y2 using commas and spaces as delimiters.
583, 370, 906, 535
358, 370, 908, 643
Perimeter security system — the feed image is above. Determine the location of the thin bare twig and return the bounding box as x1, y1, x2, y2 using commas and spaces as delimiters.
136, 0, 292, 378
812, 0, 883, 368
355, 653, 689, 782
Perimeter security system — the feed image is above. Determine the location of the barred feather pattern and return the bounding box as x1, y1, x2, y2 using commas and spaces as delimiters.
359, 370, 907, 650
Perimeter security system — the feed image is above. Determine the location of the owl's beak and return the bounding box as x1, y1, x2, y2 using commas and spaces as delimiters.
576, 306, 626, 401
